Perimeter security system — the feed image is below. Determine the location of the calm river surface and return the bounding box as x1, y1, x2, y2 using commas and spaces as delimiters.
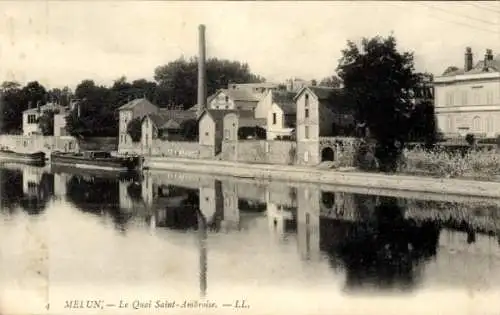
1, 163, 500, 315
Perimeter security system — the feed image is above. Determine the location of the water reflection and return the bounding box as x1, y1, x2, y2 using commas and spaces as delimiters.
1, 164, 500, 304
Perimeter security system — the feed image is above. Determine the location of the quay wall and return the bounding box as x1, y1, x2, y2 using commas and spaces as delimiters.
144, 156, 500, 199
0, 135, 79, 155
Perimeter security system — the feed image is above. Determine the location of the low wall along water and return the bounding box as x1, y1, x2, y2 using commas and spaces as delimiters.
0, 135, 79, 155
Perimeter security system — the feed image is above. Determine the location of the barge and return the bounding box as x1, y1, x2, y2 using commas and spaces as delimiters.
0, 150, 46, 166
50, 151, 140, 172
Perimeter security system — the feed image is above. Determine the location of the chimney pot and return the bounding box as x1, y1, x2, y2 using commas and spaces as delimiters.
465, 47, 474, 72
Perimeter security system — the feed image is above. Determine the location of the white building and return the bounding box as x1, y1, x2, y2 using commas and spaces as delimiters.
434, 47, 500, 139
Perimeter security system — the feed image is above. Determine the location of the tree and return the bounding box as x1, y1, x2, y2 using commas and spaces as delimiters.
319, 75, 343, 88
0, 81, 25, 133
22, 81, 47, 107
337, 35, 420, 172
154, 57, 265, 108
38, 109, 58, 136
126, 117, 142, 142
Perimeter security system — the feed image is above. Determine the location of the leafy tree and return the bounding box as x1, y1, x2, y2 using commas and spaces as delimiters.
38, 109, 58, 136
154, 57, 265, 108
126, 117, 142, 142
0, 81, 25, 133
319, 75, 343, 88
22, 81, 47, 107
337, 35, 420, 172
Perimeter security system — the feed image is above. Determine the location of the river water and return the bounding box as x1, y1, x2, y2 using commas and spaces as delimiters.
0, 163, 499, 315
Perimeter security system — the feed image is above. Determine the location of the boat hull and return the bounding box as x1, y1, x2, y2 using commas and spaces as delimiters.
50, 153, 140, 171
0, 151, 46, 166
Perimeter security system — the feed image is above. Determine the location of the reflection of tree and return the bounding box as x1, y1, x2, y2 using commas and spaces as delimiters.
320, 196, 440, 292
156, 189, 200, 230
20, 173, 54, 215
0, 168, 23, 213
66, 175, 130, 230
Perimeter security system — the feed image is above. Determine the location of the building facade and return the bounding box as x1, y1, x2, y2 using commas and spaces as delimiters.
22, 102, 66, 136
435, 48, 500, 139
117, 98, 158, 154
265, 91, 297, 140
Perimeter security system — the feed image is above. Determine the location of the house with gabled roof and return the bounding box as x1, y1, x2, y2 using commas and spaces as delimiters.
207, 88, 261, 113
141, 109, 198, 155
117, 98, 158, 154
294, 86, 355, 165
264, 91, 298, 140
435, 47, 500, 138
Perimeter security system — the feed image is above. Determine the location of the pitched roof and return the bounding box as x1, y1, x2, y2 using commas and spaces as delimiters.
198, 109, 237, 123
220, 88, 260, 102
118, 98, 156, 111
441, 54, 500, 77
23, 102, 65, 114
145, 110, 197, 129
271, 91, 297, 114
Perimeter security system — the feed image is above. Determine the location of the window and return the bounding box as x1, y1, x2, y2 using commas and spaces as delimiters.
304, 126, 309, 139
27, 114, 37, 124
305, 94, 309, 107
225, 96, 229, 102
305, 108, 309, 118
224, 129, 230, 140
487, 91, 494, 104
473, 92, 480, 104
446, 92, 454, 106
461, 91, 468, 105
272, 113, 277, 125
304, 151, 309, 162
205, 132, 209, 136
472, 116, 481, 131
487, 116, 493, 133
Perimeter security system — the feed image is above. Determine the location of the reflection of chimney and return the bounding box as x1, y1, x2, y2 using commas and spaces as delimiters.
464, 47, 473, 72
197, 24, 207, 114
197, 212, 207, 298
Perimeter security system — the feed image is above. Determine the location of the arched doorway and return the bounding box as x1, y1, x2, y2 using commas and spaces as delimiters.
321, 147, 335, 162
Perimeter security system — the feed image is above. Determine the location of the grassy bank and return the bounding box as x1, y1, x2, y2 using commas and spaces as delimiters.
402, 146, 500, 181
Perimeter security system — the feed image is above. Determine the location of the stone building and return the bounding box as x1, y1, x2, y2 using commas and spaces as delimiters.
117, 98, 158, 154
294, 86, 354, 166
435, 47, 500, 139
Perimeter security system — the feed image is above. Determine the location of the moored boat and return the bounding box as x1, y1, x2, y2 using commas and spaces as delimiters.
50, 151, 140, 171
0, 150, 46, 166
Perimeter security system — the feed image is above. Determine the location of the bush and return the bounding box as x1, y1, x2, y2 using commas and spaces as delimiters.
403, 146, 500, 179
126, 117, 142, 142
465, 133, 475, 146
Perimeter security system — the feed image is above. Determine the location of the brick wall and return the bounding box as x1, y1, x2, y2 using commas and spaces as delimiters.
151, 140, 200, 158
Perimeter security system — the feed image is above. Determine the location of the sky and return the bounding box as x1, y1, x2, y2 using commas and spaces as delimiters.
1, 1, 500, 90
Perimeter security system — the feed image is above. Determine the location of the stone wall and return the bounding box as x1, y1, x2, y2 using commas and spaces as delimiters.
0, 135, 79, 155
150, 140, 200, 159
221, 140, 296, 165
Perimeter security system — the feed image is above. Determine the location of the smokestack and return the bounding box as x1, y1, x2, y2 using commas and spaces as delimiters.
465, 47, 473, 72
483, 49, 493, 71
197, 24, 207, 115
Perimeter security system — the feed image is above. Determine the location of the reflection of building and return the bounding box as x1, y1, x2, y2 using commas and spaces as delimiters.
296, 186, 321, 260
53, 172, 70, 200
199, 180, 223, 224
221, 181, 239, 230
119, 180, 134, 211
22, 166, 44, 197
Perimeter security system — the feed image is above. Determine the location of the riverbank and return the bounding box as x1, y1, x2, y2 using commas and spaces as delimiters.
144, 156, 500, 199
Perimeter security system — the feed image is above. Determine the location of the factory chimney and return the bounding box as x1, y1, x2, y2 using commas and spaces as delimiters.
197, 24, 207, 117
464, 47, 473, 72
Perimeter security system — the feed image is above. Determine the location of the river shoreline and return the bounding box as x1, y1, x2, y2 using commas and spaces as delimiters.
144, 156, 500, 199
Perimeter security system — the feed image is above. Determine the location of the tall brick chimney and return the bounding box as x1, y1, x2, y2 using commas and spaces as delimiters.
465, 47, 473, 72
197, 24, 207, 116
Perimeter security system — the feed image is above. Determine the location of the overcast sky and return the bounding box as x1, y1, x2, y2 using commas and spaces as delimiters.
1, 1, 499, 90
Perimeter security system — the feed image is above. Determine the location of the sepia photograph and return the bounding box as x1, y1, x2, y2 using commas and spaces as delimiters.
0, 1, 500, 314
